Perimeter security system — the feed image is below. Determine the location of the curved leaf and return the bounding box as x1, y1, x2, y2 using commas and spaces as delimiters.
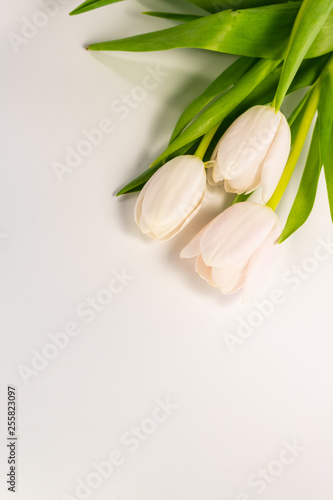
185, 0, 299, 12
117, 165, 160, 196
152, 59, 280, 167
170, 56, 256, 142
70, 0, 124, 15
273, 0, 333, 110
323, 129, 333, 221
87, 4, 295, 57
87, 3, 333, 60
143, 12, 202, 23
319, 56, 333, 220
280, 122, 321, 242
318, 56, 333, 167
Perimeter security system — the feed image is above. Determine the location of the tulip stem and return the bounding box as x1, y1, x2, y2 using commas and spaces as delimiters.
195, 123, 221, 161
266, 82, 321, 211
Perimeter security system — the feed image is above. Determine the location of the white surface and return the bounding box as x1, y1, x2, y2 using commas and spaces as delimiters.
1, 1, 333, 499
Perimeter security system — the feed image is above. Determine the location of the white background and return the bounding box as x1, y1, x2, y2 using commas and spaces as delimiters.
1, 1, 333, 499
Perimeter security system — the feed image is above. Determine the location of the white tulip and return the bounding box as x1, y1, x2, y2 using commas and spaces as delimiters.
135, 155, 206, 241
210, 105, 291, 203
180, 202, 281, 301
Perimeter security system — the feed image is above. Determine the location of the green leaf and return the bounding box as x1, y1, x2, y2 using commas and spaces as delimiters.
143, 12, 202, 23
318, 56, 333, 166
319, 56, 333, 220
70, 0, 124, 16
288, 91, 313, 148
87, 3, 333, 59
184, 0, 298, 13
323, 128, 333, 220
288, 53, 331, 93
279, 122, 321, 242
221, 0, 299, 6
151, 59, 280, 167
117, 165, 160, 196
273, 0, 333, 110
170, 56, 256, 142
232, 192, 253, 204
87, 4, 295, 56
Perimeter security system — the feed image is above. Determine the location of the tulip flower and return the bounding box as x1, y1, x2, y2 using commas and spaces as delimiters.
210, 105, 291, 203
180, 202, 281, 301
135, 155, 206, 241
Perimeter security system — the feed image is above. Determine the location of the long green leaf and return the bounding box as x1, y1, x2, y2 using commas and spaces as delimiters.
170, 56, 256, 142
288, 92, 312, 146
70, 0, 124, 15
323, 128, 333, 221
87, 4, 295, 56
143, 12, 202, 23
69, 0, 298, 16
318, 56, 333, 166
319, 56, 333, 220
185, 0, 298, 12
117, 165, 160, 196
87, 3, 333, 60
273, 0, 333, 110
152, 59, 280, 167
280, 122, 321, 242
288, 54, 331, 93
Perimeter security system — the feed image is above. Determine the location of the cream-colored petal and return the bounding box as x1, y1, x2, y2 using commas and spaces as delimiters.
260, 113, 291, 203
210, 138, 220, 163
207, 166, 224, 186
211, 262, 248, 294
158, 187, 206, 241
223, 159, 263, 194
200, 202, 277, 268
134, 179, 151, 228
180, 224, 208, 259
213, 106, 280, 183
242, 219, 282, 302
195, 256, 216, 287
139, 155, 205, 239
138, 212, 155, 239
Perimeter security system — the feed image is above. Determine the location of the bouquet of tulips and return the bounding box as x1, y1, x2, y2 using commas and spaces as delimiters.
71, 0, 333, 301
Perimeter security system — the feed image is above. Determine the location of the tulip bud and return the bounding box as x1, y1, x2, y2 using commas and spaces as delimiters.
135, 155, 206, 241
210, 105, 291, 203
180, 202, 281, 301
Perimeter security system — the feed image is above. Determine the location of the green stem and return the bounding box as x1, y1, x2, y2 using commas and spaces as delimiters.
267, 82, 321, 211
195, 123, 221, 160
